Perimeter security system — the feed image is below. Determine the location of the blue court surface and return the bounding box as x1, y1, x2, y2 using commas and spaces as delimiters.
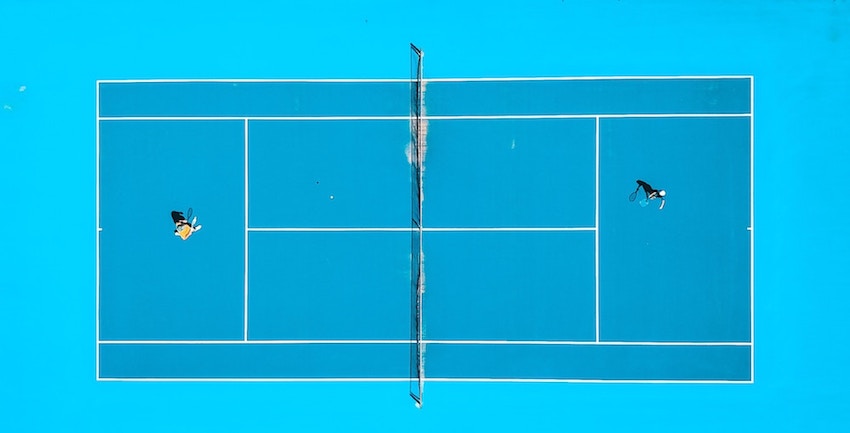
97, 76, 752, 386
3, 1, 850, 432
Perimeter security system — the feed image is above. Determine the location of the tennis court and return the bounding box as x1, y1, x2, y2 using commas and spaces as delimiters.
96, 48, 752, 406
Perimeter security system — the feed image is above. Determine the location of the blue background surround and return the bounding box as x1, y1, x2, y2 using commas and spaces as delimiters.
1, 1, 848, 431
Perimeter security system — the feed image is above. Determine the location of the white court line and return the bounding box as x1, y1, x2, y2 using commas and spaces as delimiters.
750, 76, 755, 382
96, 113, 751, 122
247, 227, 596, 232
425, 227, 594, 232
95, 81, 101, 379
595, 116, 600, 343
97, 339, 751, 346
96, 78, 412, 84
95, 76, 753, 84
95, 377, 752, 384
244, 119, 249, 341
97, 377, 411, 382
98, 339, 411, 344
423, 378, 753, 384
425, 340, 752, 346
424, 75, 754, 82
97, 116, 407, 121
249, 227, 413, 232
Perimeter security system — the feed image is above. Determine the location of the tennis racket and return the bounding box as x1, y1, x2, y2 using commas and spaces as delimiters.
629, 190, 638, 202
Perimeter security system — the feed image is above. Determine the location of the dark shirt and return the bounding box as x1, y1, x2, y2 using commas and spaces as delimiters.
636, 180, 659, 198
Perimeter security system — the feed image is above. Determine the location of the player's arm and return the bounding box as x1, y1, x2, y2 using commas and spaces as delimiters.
659, 198, 665, 210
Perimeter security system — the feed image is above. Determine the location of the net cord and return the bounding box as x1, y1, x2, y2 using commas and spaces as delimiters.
409, 43, 425, 408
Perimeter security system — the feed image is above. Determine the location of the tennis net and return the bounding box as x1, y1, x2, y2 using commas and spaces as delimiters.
409, 43, 425, 408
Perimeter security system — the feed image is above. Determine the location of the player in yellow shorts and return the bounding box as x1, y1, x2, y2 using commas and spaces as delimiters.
171, 210, 202, 240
